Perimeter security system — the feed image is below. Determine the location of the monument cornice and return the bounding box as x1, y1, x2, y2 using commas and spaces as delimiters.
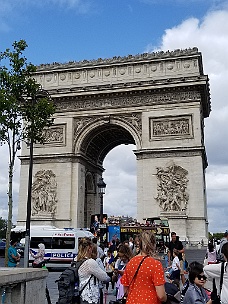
134, 146, 208, 165
36, 47, 201, 71
19, 152, 104, 171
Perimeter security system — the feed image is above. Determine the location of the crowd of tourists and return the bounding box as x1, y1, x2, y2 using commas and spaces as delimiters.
66, 230, 227, 304
6, 230, 228, 304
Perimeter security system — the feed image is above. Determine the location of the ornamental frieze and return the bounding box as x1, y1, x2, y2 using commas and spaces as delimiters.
36, 57, 199, 87
55, 90, 201, 112
150, 115, 193, 140
155, 163, 189, 212
34, 48, 203, 92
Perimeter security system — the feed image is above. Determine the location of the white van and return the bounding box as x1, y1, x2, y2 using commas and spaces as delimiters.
12, 225, 94, 268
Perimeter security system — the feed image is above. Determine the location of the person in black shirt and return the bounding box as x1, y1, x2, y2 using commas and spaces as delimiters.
168, 231, 185, 284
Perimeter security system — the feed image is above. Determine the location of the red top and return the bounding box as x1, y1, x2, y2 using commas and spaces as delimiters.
121, 255, 165, 304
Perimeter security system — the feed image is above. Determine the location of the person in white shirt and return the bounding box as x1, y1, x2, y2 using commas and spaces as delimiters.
91, 244, 106, 304
77, 238, 110, 304
204, 242, 228, 304
103, 249, 115, 290
166, 249, 180, 281
114, 244, 133, 300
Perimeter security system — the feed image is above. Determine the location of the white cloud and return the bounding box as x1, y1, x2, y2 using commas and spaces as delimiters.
146, 7, 228, 232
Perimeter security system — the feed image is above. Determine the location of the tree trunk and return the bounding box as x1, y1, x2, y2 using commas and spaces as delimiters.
5, 161, 14, 266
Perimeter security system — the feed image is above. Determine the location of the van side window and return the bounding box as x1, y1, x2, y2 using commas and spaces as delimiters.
30, 237, 52, 249
52, 237, 75, 249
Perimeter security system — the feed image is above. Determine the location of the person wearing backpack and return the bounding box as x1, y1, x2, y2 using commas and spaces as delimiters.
217, 232, 228, 262
204, 242, 228, 304
77, 237, 110, 304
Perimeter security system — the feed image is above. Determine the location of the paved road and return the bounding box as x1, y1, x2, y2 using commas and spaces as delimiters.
1, 247, 207, 304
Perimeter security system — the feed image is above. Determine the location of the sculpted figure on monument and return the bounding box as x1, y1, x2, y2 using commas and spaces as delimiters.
32, 170, 58, 216
153, 118, 190, 137
42, 126, 64, 143
155, 163, 189, 212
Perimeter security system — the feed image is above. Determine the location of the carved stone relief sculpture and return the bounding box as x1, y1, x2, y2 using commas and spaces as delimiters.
155, 163, 189, 212
151, 115, 193, 140
39, 125, 65, 146
73, 117, 95, 139
31, 169, 58, 217
117, 113, 142, 137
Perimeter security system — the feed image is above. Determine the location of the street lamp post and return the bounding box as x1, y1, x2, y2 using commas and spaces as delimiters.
97, 177, 106, 244
23, 89, 51, 268
23, 134, 34, 268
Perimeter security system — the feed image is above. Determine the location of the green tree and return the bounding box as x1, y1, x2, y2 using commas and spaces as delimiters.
0, 217, 7, 239
0, 40, 55, 265
213, 232, 224, 240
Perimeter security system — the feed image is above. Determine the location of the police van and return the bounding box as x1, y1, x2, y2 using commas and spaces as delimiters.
11, 225, 94, 268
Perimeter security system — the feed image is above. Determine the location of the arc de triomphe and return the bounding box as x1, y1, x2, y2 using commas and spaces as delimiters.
17, 48, 211, 243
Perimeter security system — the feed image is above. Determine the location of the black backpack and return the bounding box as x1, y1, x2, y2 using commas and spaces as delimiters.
165, 282, 181, 304
56, 259, 86, 304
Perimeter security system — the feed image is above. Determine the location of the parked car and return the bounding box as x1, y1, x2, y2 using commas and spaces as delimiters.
0, 239, 24, 257
0, 240, 6, 256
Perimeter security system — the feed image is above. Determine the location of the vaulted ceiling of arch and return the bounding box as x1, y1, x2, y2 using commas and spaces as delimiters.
81, 124, 135, 165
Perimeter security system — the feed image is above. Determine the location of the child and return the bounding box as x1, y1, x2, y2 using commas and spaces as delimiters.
166, 249, 180, 281
206, 242, 217, 264
103, 249, 115, 290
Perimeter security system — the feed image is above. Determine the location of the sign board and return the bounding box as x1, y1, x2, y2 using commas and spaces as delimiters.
99, 224, 107, 229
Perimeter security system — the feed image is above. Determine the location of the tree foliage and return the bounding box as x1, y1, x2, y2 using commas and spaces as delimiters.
0, 40, 55, 265
212, 232, 224, 240
0, 217, 7, 239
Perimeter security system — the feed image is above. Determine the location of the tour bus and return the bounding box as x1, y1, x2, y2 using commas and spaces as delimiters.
108, 217, 170, 252
11, 225, 94, 268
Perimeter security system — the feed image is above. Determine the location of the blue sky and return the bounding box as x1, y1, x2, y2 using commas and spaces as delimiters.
1, 0, 220, 63
1, 0, 228, 233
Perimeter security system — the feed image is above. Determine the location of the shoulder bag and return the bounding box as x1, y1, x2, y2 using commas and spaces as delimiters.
210, 262, 225, 304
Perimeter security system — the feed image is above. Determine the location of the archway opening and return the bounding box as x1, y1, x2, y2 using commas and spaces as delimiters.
81, 122, 138, 227
103, 144, 137, 219
80, 123, 136, 166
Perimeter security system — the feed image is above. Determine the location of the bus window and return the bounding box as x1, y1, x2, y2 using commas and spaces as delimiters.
30, 237, 52, 249
51, 237, 75, 249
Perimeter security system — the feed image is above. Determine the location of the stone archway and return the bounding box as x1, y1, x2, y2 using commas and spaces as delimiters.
74, 118, 139, 228
17, 48, 211, 243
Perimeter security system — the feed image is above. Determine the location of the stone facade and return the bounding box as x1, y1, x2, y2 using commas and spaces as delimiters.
17, 48, 211, 243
